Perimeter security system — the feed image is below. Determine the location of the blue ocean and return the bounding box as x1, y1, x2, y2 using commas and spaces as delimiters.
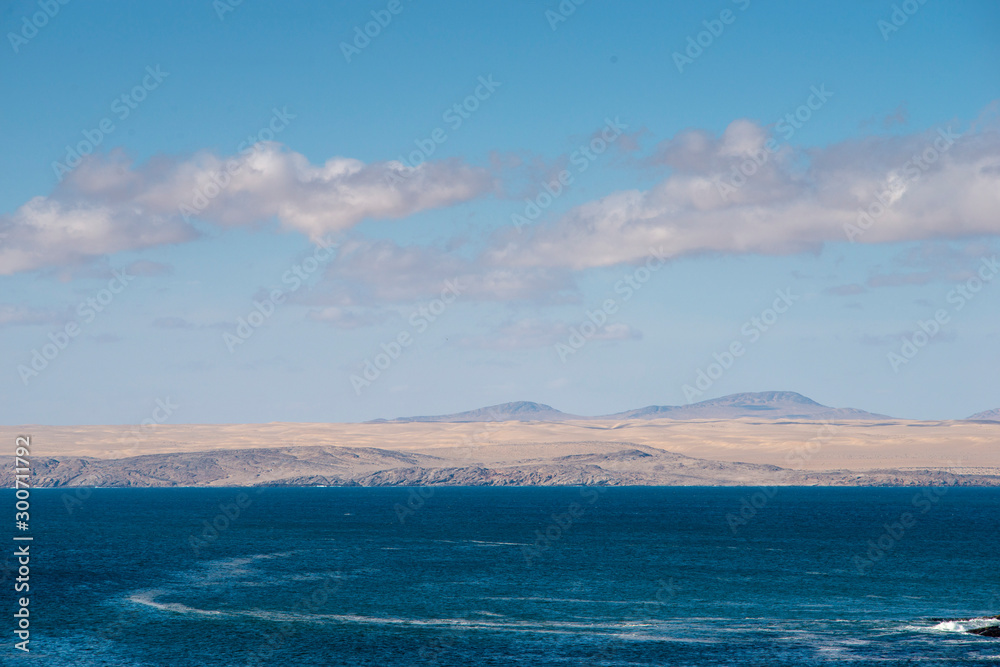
7, 486, 1000, 665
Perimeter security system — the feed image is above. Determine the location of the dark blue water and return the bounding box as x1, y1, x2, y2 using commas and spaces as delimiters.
5, 486, 1000, 665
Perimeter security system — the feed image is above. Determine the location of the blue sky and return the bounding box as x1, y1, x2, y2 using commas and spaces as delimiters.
2, 0, 999, 424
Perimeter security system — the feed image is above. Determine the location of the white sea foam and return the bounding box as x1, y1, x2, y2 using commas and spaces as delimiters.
128, 591, 227, 617
481, 595, 658, 605
128, 590, 662, 636
932, 617, 999, 633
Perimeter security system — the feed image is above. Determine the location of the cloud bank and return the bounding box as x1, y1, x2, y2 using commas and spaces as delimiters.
488, 111, 1000, 270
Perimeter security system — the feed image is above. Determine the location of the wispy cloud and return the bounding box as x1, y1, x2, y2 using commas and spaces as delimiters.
824, 284, 866, 296
455, 317, 641, 350
866, 240, 1000, 288
151, 316, 197, 330
306, 307, 390, 330
307, 238, 578, 306
0, 304, 66, 328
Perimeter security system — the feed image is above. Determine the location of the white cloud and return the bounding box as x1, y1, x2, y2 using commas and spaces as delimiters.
0, 145, 494, 274
0, 195, 195, 276
486, 110, 1000, 270
170, 147, 494, 238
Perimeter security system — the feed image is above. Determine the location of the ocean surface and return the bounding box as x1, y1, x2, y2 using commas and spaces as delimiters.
6, 486, 1000, 665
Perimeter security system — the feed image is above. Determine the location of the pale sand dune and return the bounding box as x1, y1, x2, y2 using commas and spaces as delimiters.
3, 418, 997, 474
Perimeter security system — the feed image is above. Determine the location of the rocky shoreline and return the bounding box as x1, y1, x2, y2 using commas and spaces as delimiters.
4, 443, 999, 489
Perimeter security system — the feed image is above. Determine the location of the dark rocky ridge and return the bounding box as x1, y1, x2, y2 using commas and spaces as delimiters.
5, 443, 999, 488
968, 626, 1000, 637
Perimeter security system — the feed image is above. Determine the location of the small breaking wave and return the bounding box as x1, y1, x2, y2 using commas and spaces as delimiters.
902, 615, 1000, 638
932, 617, 1000, 634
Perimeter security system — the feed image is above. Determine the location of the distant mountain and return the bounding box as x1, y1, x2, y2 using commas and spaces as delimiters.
375, 392, 890, 423
369, 401, 582, 423
967, 408, 1000, 421
602, 391, 890, 421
